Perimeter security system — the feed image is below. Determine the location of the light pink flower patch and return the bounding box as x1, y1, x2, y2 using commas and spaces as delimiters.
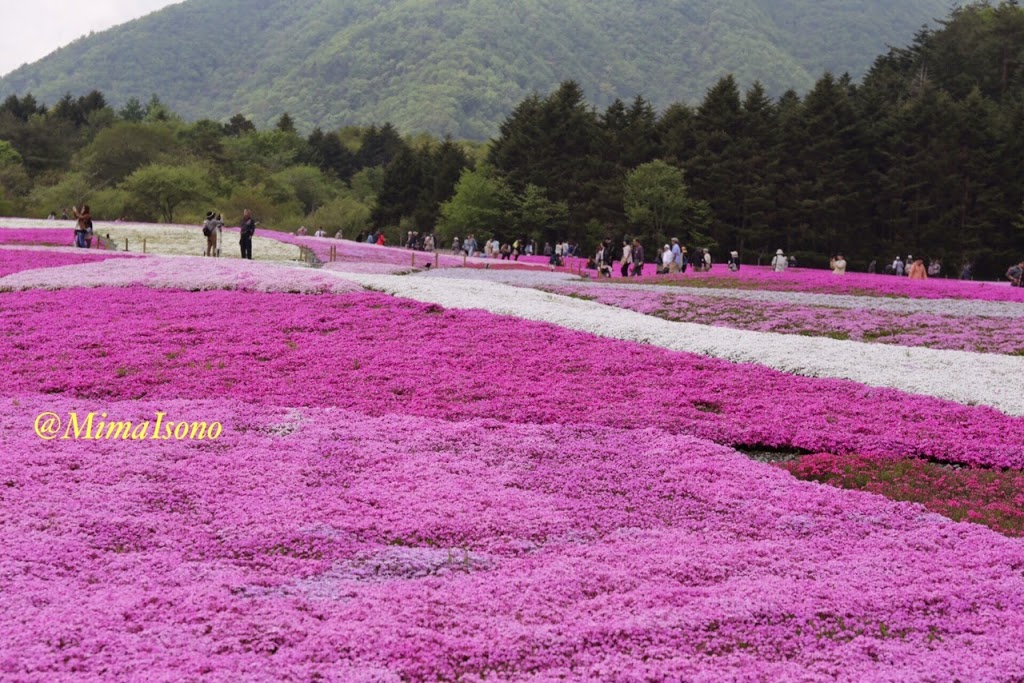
2, 396, 1024, 680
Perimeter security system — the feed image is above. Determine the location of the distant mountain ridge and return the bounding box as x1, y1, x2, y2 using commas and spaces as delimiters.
0, 0, 947, 138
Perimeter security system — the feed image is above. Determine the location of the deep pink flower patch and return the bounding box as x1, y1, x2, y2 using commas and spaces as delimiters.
0, 228, 77, 248
1, 287, 1022, 469
780, 452, 1024, 536
0, 248, 128, 277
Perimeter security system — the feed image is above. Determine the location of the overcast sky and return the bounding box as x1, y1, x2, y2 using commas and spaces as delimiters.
0, 1, 183, 77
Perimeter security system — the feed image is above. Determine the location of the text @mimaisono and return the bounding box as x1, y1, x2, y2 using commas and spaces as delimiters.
34, 412, 223, 441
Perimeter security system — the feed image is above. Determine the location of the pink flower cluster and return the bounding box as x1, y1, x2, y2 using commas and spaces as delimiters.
0, 228, 77, 248
3, 395, 1024, 680
0, 287, 1021, 469
0, 248, 127, 278
619, 266, 1024, 302
543, 284, 1024, 354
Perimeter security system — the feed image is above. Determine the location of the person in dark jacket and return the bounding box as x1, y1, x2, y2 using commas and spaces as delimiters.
240, 209, 256, 259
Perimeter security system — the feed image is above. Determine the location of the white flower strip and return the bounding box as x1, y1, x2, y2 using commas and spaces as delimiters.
331, 271, 1024, 416
0, 255, 360, 294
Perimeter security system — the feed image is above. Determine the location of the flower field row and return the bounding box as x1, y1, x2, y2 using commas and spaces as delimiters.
539, 283, 1024, 354
0, 255, 360, 294
1, 286, 1022, 469
3, 395, 1024, 680
0, 228, 80, 248
327, 271, 1024, 417
0, 247, 130, 278
614, 265, 1024, 302
565, 279, 1024, 319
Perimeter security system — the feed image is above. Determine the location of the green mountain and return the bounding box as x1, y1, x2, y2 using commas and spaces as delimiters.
0, 0, 946, 138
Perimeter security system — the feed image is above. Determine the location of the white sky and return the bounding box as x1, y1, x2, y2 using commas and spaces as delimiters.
0, 1, 183, 77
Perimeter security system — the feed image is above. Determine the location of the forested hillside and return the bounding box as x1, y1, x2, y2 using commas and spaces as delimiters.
0, 0, 946, 137
1, 2, 1022, 277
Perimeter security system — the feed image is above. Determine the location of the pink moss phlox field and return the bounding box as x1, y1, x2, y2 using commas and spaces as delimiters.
619, 266, 1024, 302
544, 284, 1024, 354
0, 256, 362, 294
2, 287, 1022, 469
3, 396, 1024, 680
0, 248, 128, 277
0, 228, 79, 248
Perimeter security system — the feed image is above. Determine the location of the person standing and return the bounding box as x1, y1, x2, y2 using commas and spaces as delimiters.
620, 239, 632, 278
203, 211, 219, 257
908, 258, 928, 280
240, 209, 256, 259
702, 249, 712, 271
72, 205, 92, 249
832, 254, 848, 275
771, 249, 788, 272
670, 238, 682, 273
631, 239, 645, 277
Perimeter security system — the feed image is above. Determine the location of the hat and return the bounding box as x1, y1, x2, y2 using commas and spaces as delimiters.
664, 244, 671, 249
206, 211, 215, 220
671, 237, 679, 243
776, 249, 784, 255
730, 251, 738, 257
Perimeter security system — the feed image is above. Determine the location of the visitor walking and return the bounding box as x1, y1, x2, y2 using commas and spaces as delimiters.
771, 249, 788, 272
632, 239, 645, 277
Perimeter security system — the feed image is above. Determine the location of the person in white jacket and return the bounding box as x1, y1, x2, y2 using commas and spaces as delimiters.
771, 249, 788, 272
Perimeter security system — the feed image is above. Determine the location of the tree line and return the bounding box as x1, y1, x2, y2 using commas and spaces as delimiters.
0, 1, 1022, 276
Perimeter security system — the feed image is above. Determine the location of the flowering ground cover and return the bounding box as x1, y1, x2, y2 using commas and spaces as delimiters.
0, 247, 130, 277
780, 453, 1024, 537
540, 283, 1024, 354
3, 234, 1024, 678
0, 256, 361, 294
0, 286, 1022, 469
330, 271, 1024, 416
617, 265, 1024, 302
3, 395, 1024, 680
0, 228, 78, 247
